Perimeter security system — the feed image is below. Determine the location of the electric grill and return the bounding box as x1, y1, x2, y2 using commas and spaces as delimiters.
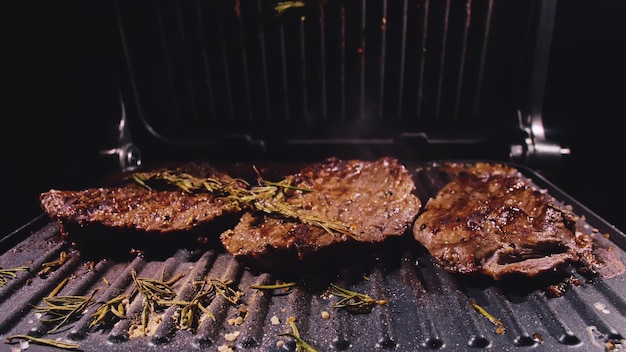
2, 0, 625, 351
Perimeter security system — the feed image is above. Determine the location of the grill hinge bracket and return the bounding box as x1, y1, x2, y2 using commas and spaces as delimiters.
99, 93, 143, 172
509, 109, 570, 172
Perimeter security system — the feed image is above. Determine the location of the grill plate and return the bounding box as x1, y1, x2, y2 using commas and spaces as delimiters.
1, 161, 625, 351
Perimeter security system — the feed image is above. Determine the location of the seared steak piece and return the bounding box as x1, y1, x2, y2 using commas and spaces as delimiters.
41, 186, 238, 235
220, 157, 421, 271
413, 163, 596, 280
40, 162, 240, 239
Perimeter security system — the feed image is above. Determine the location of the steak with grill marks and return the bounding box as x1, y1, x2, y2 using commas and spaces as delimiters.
40, 161, 240, 240
220, 157, 422, 271
413, 163, 598, 280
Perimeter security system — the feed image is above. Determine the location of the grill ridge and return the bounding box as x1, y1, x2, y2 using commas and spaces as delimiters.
1, 163, 625, 351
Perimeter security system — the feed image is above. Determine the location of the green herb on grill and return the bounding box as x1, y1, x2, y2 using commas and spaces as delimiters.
33, 290, 97, 333
249, 281, 297, 295
4, 335, 80, 350
89, 294, 129, 329
131, 269, 184, 335
273, 1, 306, 16
133, 170, 358, 240
278, 316, 319, 352
38, 251, 68, 278
470, 299, 505, 335
155, 278, 244, 330
208, 278, 244, 305
0, 266, 28, 287
48, 277, 69, 297
161, 286, 216, 330
328, 284, 388, 314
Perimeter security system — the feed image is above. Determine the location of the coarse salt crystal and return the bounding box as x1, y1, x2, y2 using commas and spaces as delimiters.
271, 315, 280, 325
224, 330, 241, 342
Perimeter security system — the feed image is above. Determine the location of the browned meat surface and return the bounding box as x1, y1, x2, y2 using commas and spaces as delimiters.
40, 162, 240, 238
41, 186, 237, 235
220, 157, 421, 270
413, 163, 597, 280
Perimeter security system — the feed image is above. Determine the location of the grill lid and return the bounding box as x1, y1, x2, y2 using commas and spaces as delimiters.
94, 0, 566, 170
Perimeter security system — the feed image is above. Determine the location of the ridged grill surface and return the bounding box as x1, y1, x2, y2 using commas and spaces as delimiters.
1, 162, 625, 351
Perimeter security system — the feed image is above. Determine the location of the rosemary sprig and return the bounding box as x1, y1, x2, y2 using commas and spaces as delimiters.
278, 316, 318, 352
208, 278, 244, 305
132, 170, 359, 239
175, 290, 216, 330
33, 290, 97, 333
0, 266, 28, 287
470, 299, 505, 335
158, 281, 216, 330
132, 270, 183, 302
249, 281, 297, 295
131, 269, 184, 335
255, 198, 357, 239
38, 251, 68, 278
133, 171, 237, 194
273, 1, 306, 16
329, 284, 388, 314
90, 294, 129, 329
48, 278, 69, 298
155, 278, 244, 330
4, 335, 80, 350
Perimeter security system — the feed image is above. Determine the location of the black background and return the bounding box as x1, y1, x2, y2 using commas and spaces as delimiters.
3, 0, 626, 236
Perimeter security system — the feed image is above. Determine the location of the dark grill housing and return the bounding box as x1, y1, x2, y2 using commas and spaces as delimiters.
3, 0, 626, 351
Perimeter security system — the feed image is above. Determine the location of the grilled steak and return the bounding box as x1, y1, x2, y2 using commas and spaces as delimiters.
413, 163, 597, 280
220, 157, 422, 271
40, 161, 241, 243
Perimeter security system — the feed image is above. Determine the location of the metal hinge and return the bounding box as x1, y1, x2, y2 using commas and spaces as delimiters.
509, 109, 570, 172
99, 93, 143, 172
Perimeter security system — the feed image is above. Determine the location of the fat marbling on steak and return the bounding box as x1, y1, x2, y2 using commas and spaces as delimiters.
413, 163, 597, 280
220, 157, 422, 270
40, 161, 240, 238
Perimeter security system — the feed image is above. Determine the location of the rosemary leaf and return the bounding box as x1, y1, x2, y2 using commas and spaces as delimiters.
329, 284, 388, 314
0, 266, 29, 287
278, 333, 319, 352
48, 278, 69, 297
470, 299, 505, 335
131, 270, 181, 303
33, 290, 97, 333
249, 282, 296, 295
38, 251, 68, 278
273, 1, 306, 16
131, 270, 184, 334
90, 294, 129, 328
132, 169, 358, 239
4, 335, 80, 350
279, 316, 318, 352
208, 278, 244, 305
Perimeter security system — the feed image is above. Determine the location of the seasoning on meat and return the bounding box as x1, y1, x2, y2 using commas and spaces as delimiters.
39, 162, 241, 239
220, 157, 422, 271
413, 163, 600, 280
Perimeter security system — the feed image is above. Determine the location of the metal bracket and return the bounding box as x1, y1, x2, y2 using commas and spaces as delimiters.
509, 109, 570, 171
99, 93, 143, 172
508, 0, 570, 173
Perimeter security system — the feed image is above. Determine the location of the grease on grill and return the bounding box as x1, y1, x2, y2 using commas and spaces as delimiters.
545, 276, 582, 298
